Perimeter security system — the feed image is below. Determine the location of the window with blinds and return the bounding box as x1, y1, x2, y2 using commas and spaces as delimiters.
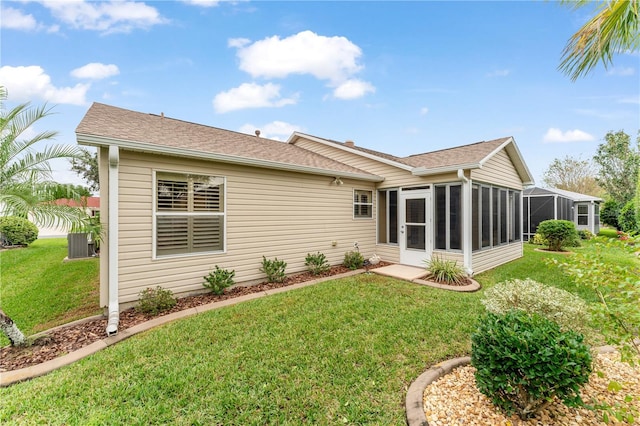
155, 172, 225, 257
353, 190, 373, 219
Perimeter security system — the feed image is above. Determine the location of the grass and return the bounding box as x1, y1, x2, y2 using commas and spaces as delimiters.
1, 237, 635, 424
0, 275, 484, 424
0, 238, 100, 345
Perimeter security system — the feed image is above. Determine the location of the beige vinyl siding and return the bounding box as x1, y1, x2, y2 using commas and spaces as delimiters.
374, 244, 399, 263
472, 243, 523, 274
471, 149, 523, 189
112, 150, 377, 304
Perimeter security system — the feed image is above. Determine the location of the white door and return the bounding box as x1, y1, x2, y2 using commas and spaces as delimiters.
399, 188, 431, 266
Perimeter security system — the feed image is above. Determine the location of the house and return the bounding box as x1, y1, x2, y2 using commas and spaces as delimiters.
523, 187, 602, 240
30, 196, 100, 238
76, 103, 533, 335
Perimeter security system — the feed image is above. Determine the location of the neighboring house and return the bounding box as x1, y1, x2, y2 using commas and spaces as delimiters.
76, 103, 533, 333
30, 197, 100, 238
523, 187, 602, 240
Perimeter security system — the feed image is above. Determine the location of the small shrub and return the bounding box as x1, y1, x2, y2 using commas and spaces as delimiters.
578, 229, 595, 240
136, 286, 176, 316
260, 256, 287, 283
471, 310, 593, 420
528, 232, 547, 245
203, 266, 235, 295
482, 278, 591, 335
0, 216, 38, 246
424, 255, 467, 285
537, 219, 579, 251
305, 252, 330, 275
343, 250, 364, 270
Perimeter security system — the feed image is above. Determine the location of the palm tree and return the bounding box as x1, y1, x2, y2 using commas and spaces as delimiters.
559, 0, 639, 81
0, 86, 84, 346
0, 86, 84, 228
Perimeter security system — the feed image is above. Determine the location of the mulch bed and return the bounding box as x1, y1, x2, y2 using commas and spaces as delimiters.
1, 262, 390, 372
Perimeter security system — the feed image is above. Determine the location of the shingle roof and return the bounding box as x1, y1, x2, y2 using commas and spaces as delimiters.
402, 137, 511, 168
76, 103, 379, 179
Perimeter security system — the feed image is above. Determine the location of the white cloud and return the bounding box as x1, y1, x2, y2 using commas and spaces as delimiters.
239, 121, 303, 141
232, 30, 364, 83
486, 69, 511, 77
0, 65, 89, 105
420, 107, 429, 116
607, 67, 635, 76
71, 63, 120, 80
181, 0, 220, 7
332, 79, 375, 100
213, 82, 297, 113
0, 6, 37, 30
40, 1, 167, 34
617, 96, 640, 104
543, 128, 595, 143
228, 37, 251, 48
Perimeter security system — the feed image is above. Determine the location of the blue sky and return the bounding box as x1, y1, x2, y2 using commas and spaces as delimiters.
1, 0, 638, 189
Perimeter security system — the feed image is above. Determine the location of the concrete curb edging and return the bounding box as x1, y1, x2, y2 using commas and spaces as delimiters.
1, 269, 363, 387
405, 356, 471, 426
412, 278, 481, 292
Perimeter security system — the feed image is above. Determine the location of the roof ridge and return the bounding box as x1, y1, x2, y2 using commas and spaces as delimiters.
404, 137, 511, 159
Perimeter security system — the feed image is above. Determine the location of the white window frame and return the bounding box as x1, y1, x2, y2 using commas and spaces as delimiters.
433, 183, 462, 252
577, 203, 589, 226
377, 188, 399, 244
353, 189, 373, 219
153, 170, 227, 259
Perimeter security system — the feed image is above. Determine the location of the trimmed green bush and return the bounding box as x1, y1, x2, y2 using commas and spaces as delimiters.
305, 252, 330, 275
577, 229, 595, 240
343, 250, 364, 270
537, 219, 578, 251
619, 199, 638, 233
260, 256, 287, 283
203, 265, 235, 295
481, 278, 590, 335
471, 310, 592, 420
424, 255, 467, 285
136, 286, 177, 316
600, 200, 621, 230
0, 216, 38, 246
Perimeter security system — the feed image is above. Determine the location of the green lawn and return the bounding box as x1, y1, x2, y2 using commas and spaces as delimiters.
0, 238, 100, 345
1, 238, 634, 424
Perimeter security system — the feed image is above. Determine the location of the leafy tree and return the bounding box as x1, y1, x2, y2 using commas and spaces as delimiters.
619, 199, 639, 233
542, 155, 602, 196
70, 148, 99, 192
0, 86, 84, 346
593, 130, 640, 206
559, 0, 640, 81
50, 184, 91, 200
600, 200, 621, 230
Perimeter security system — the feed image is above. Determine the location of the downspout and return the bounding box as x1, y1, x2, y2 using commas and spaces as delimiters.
106, 146, 119, 336
457, 169, 472, 276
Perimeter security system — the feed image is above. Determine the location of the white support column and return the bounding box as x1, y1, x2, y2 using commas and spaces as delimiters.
458, 170, 472, 275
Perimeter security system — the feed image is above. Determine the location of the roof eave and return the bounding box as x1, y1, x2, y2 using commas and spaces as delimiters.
411, 163, 480, 176
77, 133, 385, 182
289, 132, 414, 172
479, 137, 535, 185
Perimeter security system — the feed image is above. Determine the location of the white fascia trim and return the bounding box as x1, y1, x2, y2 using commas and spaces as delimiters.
412, 163, 480, 176
77, 134, 384, 183
288, 132, 414, 172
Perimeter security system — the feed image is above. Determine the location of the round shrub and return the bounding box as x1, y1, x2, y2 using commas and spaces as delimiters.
482, 278, 590, 335
0, 216, 39, 246
536, 219, 578, 251
619, 199, 638, 233
343, 250, 364, 270
471, 310, 592, 420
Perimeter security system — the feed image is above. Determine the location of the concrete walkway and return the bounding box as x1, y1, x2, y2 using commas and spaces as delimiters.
372, 264, 428, 281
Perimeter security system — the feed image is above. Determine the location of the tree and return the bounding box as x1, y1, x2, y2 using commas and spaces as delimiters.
559, 0, 640, 81
70, 148, 99, 192
0, 86, 84, 346
50, 184, 91, 200
593, 130, 640, 206
542, 155, 602, 196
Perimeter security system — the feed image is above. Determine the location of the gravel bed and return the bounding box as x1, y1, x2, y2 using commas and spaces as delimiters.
423, 352, 640, 425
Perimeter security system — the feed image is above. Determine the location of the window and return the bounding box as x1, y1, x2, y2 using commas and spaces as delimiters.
434, 184, 462, 251
377, 189, 398, 244
577, 204, 589, 226
594, 203, 600, 226
354, 190, 373, 219
471, 183, 521, 250
155, 172, 225, 257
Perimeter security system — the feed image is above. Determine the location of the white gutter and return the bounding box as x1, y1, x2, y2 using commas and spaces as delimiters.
413, 163, 480, 176
77, 134, 384, 183
106, 145, 119, 336
458, 169, 473, 276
